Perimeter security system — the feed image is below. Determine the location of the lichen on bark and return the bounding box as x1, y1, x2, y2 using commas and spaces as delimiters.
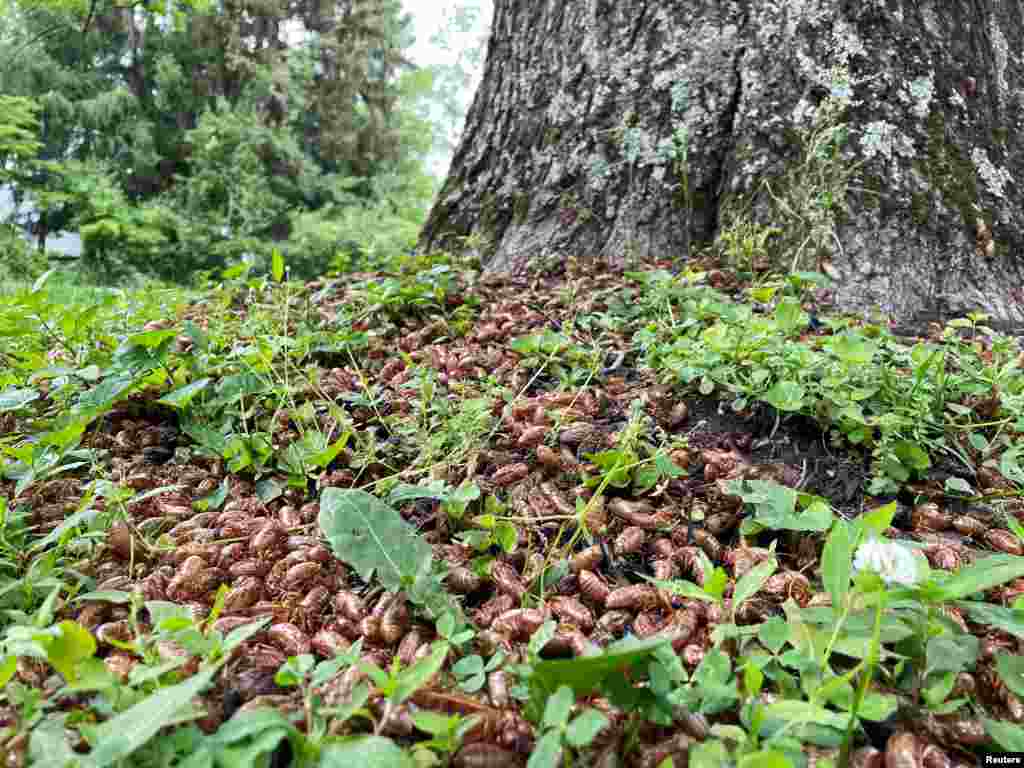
419, 0, 1024, 327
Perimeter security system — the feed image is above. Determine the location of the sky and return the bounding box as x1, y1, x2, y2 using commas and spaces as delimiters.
402, 0, 492, 175
405, 0, 448, 66
404, 0, 491, 67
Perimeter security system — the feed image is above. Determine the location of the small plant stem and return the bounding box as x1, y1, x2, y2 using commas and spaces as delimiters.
375, 698, 393, 737
839, 597, 883, 768
496, 514, 576, 524
345, 347, 389, 433
821, 592, 853, 669
303, 686, 315, 740
945, 417, 1013, 430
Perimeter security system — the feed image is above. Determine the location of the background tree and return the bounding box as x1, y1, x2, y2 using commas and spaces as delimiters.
418, 1, 1024, 328
0, 0, 437, 280
0, 95, 53, 275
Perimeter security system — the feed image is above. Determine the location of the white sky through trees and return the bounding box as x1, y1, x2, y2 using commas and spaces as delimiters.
404, 0, 492, 175
404, 0, 490, 67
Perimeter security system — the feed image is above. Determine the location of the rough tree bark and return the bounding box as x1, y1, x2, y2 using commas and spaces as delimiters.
418, 0, 1024, 329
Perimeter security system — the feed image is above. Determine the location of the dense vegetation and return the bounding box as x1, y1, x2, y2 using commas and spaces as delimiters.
2, 2, 1024, 767
0, 0, 484, 284
3, 244, 1024, 768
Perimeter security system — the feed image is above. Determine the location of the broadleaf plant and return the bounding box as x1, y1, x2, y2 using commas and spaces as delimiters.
318, 487, 465, 627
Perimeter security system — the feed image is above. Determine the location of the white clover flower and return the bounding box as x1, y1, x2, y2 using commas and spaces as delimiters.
852, 537, 920, 587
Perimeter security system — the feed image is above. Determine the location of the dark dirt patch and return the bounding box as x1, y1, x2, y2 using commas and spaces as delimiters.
680, 395, 870, 514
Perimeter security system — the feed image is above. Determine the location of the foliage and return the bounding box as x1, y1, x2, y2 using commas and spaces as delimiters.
1, 203, 1024, 766
628, 269, 1023, 490
0, 0, 438, 283
0, 95, 43, 186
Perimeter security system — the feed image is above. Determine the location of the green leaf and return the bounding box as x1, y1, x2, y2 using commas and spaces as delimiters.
73, 590, 134, 605
387, 480, 452, 505
943, 476, 973, 495
543, 685, 575, 731
90, 666, 217, 766
647, 577, 716, 603
309, 433, 352, 469
276, 654, 315, 687
452, 656, 484, 678
526, 730, 563, 768
737, 752, 795, 768
985, 718, 1024, 751
892, 440, 930, 473
46, 621, 98, 683
450, 481, 481, 504
271, 249, 285, 282
774, 298, 806, 335
763, 381, 805, 412
319, 488, 435, 594
1008, 517, 1024, 546
694, 648, 732, 688
968, 432, 989, 454
126, 659, 187, 689
436, 613, 456, 640
996, 654, 1024, 699
821, 520, 852, 611
922, 671, 957, 710
0, 387, 38, 412
926, 635, 979, 677
1002, 447, 1024, 485
320, 736, 415, 768
530, 634, 672, 699
146, 601, 197, 629
958, 602, 1024, 639
360, 661, 389, 689
57, 659, 116, 695
411, 710, 453, 736
32, 269, 54, 293
856, 501, 898, 542
858, 692, 899, 722
743, 662, 764, 697
565, 708, 609, 747
938, 554, 1024, 601
733, 558, 777, 610
828, 332, 876, 366
128, 328, 178, 350
493, 521, 518, 553
727, 479, 833, 532
0, 655, 16, 688
633, 465, 661, 493
28, 716, 79, 767
690, 741, 731, 768
394, 643, 448, 706
158, 379, 211, 409
758, 617, 789, 654
762, 699, 849, 732
703, 567, 729, 602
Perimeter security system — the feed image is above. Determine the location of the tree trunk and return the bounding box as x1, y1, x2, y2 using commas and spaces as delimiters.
418, 0, 1024, 329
